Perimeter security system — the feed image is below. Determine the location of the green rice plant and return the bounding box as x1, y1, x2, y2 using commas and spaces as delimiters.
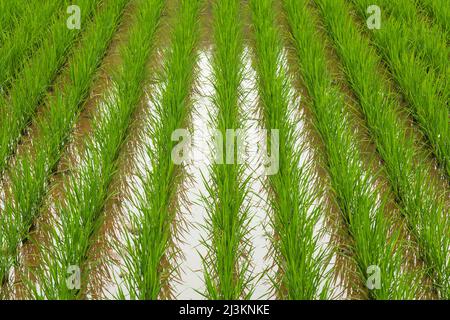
249, 0, 332, 300
119, 0, 203, 300
28, 0, 166, 300
201, 0, 254, 300
371, 0, 450, 114
0, 0, 100, 176
416, 0, 450, 36
350, 0, 450, 178
0, 0, 66, 91
283, 0, 421, 299
0, 0, 20, 31
313, 0, 449, 298
0, 0, 129, 292
375, 0, 449, 78
0, 0, 30, 44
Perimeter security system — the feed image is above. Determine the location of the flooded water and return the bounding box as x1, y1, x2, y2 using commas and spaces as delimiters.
0, 45, 345, 300
95, 47, 341, 299
241, 50, 273, 299
176, 48, 275, 299
175, 50, 214, 299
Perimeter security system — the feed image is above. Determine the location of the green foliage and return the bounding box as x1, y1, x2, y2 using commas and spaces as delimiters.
351, 0, 450, 178
0, 0, 100, 175
250, 0, 331, 300
0, 0, 103, 289
0, 0, 66, 91
119, 0, 203, 300
8, 0, 132, 298
285, 0, 421, 299
313, 0, 449, 298
416, 0, 450, 36
201, 0, 253, 300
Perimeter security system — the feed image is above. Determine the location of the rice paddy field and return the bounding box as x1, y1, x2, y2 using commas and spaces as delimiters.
0, 0, 448, 301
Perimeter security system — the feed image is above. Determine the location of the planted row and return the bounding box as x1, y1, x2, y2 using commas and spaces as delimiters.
0, 0, 101, 290
376, 0, 449, 78
0, 0, 130, 295
27, 0, 163, 299
202, 0, 253, 300
250, 0, 331, 299
416, 0, 450, 36
0, 0, 65, 91
0, 0, 29, 44
120, 0, 203, 299
285, 0, 420, 299
313, 0, 449, 298
350, 0, 450, 178
0, 0, 100, 175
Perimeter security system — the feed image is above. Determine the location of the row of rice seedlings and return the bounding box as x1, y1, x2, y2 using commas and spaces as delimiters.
118, 0, 203, 300
200, 0, 254, 300
0, 0, 65, 91
0, 0, 130, 293
375, 0, 449, 78
415, 0, 450, 36
349, 0, 450, 178
25, 0, 165, 299
87, 36, 167, 299
313, 0, 449, 298
249, 0, 332, 299
283, 0, 420, 299
0, 0, 100, 175
372, 0, 450, 111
